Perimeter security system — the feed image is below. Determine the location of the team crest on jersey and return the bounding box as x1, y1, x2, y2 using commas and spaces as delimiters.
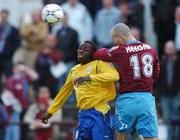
87, 65, 93, 74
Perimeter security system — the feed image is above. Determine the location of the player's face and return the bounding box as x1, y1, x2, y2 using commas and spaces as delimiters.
77, 43, 94, 64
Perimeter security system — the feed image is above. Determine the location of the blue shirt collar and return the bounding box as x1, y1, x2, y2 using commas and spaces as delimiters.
127, 40, 141, 44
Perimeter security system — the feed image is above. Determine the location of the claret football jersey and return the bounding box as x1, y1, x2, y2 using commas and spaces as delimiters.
94, 41, 160, 93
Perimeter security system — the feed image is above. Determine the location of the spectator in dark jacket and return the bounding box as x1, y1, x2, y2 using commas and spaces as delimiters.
80, 0, 102, 20
130, 0, 144, 32
35, 34, 63, 97
151, 0, 178, 57
118, 1, 140, 29
158, 40, 180, 140
56, 12, 79, 64
0, 9, 21, 92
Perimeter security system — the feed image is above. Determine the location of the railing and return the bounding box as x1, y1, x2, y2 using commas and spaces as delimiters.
0, 120, 77, 126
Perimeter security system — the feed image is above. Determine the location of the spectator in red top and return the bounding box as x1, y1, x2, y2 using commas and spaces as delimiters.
5, 62, 38, 113
4, 62, 38, 140
30, 89, 52, 140
5, 62, 38, 138
1, 87, 22, 140
35, 34, 63, 98
24, 86, 62, 140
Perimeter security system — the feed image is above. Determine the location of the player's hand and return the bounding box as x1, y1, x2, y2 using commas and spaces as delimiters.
40, 113, 52, 124
74, 76, 90, 87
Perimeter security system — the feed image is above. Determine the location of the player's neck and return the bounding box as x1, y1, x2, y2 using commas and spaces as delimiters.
124, 36, 136, 44
127, 36, 136, 42
80, 59, 93, 65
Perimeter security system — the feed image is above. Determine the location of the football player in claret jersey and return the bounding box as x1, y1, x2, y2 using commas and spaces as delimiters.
41, 41, 119, 140
93, 23, 160, 140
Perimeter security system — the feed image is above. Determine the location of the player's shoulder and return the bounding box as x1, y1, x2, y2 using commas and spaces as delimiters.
108, 46, 120, 53
136, 42, 155, 52
71, 64, 81, 71
143, 43, 157, 53
97, 60, 115, 68
97, 60, 107, 64
141, 42, 153, 49
71, 60, 99, 70
140, 43, 159, 58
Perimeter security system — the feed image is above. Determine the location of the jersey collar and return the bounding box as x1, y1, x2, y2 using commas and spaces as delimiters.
127, 40, 141, 45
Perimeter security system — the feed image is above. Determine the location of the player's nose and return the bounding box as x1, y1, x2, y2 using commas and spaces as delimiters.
77, 49, 84, 54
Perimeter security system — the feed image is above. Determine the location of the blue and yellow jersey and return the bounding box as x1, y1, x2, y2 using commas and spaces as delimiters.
48, 60, 119, 115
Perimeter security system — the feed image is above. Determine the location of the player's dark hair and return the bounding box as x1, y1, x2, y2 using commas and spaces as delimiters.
84, 41, 97, 53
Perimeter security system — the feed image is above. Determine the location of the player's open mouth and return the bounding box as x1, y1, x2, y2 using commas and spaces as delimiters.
78, 53, 84, 58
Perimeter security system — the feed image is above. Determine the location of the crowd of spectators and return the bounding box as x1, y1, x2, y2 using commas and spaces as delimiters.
0, 0, 180, 140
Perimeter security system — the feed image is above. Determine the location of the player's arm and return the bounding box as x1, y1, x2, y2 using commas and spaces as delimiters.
48, 71, 74, 115
90, 61, 119, 83
94, 47, 119, 63
153, 49, 160, 82
41, 71, 74, 124
74, 61, 119, 86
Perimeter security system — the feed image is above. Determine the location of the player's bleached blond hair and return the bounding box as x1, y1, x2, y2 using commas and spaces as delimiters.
110, 23, 131, 38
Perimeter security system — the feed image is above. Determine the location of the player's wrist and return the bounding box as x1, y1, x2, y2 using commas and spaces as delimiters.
47, 112, 52, 116
46, 112, 53, 117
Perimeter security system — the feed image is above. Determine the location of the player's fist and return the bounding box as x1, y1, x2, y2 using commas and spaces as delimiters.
40, 113, 52, 124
